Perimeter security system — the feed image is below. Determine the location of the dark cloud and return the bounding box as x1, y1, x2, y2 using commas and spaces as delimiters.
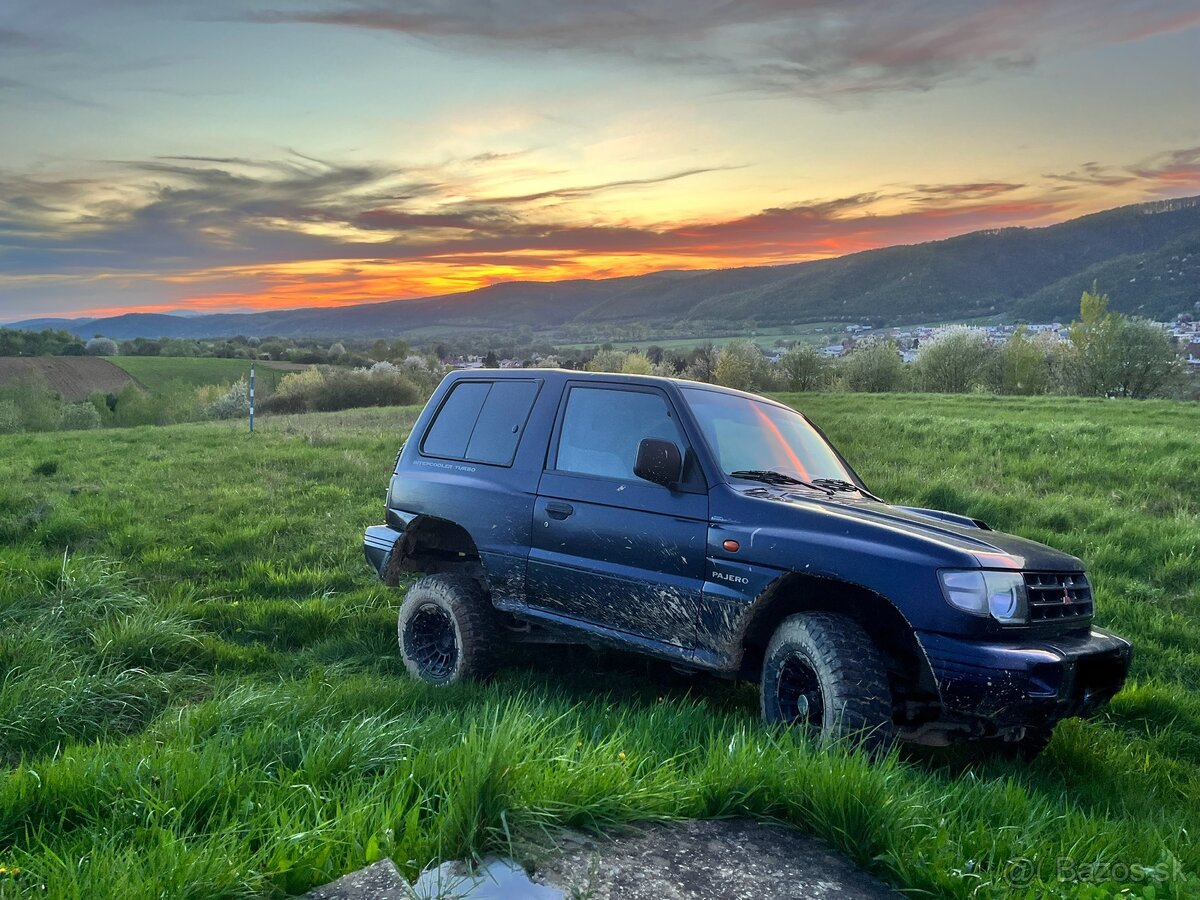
0, 154, 729, 275
1046, 147, 1200, 192
478, 167, 736, 204
908, 182, 1025, 201
1045, 161, 1138, 188
1129, 146, 1200, 184
244, 1, 1200, 98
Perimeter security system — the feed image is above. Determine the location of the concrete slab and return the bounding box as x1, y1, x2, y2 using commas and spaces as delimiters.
302, 819, 899, 899
532, 819, 900, 900
302, 859, 413, 900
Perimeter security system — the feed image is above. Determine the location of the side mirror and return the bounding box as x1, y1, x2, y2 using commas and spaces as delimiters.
634, 438, 683, 488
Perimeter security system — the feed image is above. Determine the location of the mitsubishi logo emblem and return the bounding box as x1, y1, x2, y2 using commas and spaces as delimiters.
1062, 589, 1073, 605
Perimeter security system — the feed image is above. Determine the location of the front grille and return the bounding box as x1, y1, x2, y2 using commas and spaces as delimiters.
1024, 572, 1093, 622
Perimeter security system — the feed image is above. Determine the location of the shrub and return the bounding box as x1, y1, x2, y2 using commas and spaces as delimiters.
87, 391, 116, 426
205, 378, 251, 420
779, 344, 828, 391
996, 327, 1058, 395
914, 327, 997, 393
0, 399, 19, 434
257, 391, 309, 414
1065, 288, 1181, 397
85, 337, 118, 356
259, 368, 325, 414
840, 340, 907, 392
60, 401, 102, 431
586, 350, 655, 375
109, 384, 201, 427
314, 368, 419, 412
396, 354, 449, 394
682, 344, 719, 383
714, 340, 769, 391
1106, 316, 1181, 398
274, 367, 326, 399
0, 379, 62, 433
258, 365, 420, 414
618, 353, 655, 375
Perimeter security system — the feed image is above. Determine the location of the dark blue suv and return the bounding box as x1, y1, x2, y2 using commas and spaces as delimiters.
365, 370, 1131, 756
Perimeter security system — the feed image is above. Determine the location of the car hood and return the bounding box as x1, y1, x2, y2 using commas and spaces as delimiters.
725, 485, 1084, 572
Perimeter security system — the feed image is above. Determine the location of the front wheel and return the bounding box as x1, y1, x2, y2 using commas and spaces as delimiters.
760, 612, 895, 750
397, 574, 500, 685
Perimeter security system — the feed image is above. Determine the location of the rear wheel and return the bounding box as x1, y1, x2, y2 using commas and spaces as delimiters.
397, 574, 500, 685
760, 612, 895, 751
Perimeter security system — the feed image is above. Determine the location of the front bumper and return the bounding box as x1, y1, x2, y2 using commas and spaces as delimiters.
363, 524, 402, 579
918, 627, 1132, 725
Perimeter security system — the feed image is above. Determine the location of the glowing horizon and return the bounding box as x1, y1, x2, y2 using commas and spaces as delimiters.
1, 1, 1198, 321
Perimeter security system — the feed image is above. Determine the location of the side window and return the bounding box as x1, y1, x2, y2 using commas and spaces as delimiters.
421, 380, 539, 466
465, 380, 539, 464
556, 386, 685, 480
422, 382, 489, 459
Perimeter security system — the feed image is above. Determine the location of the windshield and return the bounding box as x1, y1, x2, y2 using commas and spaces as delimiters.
681, 388, 855, 484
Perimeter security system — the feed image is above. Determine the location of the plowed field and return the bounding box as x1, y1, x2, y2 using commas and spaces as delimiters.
0, 356, 136, 400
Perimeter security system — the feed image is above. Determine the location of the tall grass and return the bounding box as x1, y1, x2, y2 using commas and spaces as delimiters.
0, 396, 1196, 897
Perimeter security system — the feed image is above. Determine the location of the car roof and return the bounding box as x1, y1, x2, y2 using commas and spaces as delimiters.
444, 367, 793, 409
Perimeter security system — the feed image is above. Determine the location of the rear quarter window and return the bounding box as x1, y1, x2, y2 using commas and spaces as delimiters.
420, 379, 539, 466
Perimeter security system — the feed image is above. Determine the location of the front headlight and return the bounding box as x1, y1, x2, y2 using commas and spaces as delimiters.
939, 570, 1028, 624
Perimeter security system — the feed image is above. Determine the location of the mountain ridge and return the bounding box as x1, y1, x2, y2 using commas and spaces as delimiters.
7, 195, 1199, 340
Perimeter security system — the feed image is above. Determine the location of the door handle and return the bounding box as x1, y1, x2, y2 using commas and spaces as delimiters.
545, 501, 574, 520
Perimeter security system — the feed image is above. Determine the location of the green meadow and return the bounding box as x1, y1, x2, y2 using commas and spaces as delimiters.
109, 357, 299, 393
0, 394, 1197, 898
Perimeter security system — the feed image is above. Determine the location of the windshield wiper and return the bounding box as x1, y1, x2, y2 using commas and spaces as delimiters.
810, 478, 884, 502
729, 470, 835, 496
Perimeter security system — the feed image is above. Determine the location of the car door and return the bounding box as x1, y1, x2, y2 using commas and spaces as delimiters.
527, 382, 708, 648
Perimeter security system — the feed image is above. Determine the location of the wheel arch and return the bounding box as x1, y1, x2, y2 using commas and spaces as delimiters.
384, 514, 488, 587
736, 571, 938, 707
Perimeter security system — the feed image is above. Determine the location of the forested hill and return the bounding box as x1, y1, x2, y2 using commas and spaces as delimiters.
11, 195, 1200, 339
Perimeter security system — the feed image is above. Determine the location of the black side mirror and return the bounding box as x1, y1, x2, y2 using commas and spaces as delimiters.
634, 438, 683, 488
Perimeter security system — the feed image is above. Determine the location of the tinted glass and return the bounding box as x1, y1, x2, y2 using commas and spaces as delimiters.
557, 387, 684, 480
465, 380, 540, 465
422, 381, 490, 459
422, 380, 538, 465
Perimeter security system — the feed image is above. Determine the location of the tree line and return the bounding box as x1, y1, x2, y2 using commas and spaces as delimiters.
578, 290, 1189, 401
0, 331, 418, 367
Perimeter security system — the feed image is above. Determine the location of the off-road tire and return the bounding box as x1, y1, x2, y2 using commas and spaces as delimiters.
397, 574, 500, 685
760, 612, 895, 750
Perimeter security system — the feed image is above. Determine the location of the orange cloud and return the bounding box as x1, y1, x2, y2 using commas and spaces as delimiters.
74, 197, 1066, 316
4, 145, 1197, 319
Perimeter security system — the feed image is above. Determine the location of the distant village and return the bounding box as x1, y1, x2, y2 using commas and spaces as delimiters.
809, 320, 1200, 369
447, 318, 1200, 372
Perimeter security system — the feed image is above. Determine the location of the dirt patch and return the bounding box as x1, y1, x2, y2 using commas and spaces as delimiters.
0, 357, 135, 400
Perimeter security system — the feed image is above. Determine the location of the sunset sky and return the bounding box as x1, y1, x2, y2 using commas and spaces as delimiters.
2, 0, 1199, 321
